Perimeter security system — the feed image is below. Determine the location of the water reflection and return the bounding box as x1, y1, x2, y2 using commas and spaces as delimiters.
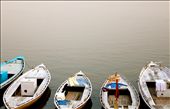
139, 96, 150, 109
82, 99, 92, 109
0, 95, 4, 108
0, 87, 7, 108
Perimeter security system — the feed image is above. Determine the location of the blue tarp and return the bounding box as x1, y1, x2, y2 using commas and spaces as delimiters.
0, 71, 8, 83
105, 82, 127, 89
76, 77, 88, 86
57, 100, 70, 105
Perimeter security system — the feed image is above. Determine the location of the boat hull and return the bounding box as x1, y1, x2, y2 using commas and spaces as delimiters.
5, 94, 42, 109
55, 100, 88, 109
54, 71, 92, 109
138, 81, 152, 109
0, 56, 25, 89
3, 64, 51, 109
76, 101, 87, 109
138, 62, 170, 109
100, 74, 140, 109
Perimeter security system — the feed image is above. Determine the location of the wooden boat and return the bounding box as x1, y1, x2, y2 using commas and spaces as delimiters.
0, 56, 25, 89
3, 64, 51, 109
54, 71, 92, 109
138, 61, 170, 109
100, 73, 140, 109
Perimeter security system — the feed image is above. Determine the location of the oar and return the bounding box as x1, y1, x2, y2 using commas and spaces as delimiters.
114, 99, 118, 109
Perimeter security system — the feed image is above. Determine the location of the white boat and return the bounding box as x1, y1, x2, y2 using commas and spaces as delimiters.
3, 64, 51, 109
0, 56, 25, 89
54, 71, 92, 109
100, 73, 140, 109
138, 61, 170, 109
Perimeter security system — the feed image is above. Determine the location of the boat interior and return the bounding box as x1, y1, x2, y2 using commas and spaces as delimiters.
0, 73, 15, 84
62, 85, 85, 101
8, 74, 15, 78
12, 78, 44, 97
108, 89, 132, 109
1, 61, 23, 84
6, 74, 15, 79
146, 82, 170, 106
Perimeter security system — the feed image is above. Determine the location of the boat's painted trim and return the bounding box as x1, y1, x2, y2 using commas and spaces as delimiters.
0, 56, 25, 89
138, 81, 152, 109
1, 56, 25, 66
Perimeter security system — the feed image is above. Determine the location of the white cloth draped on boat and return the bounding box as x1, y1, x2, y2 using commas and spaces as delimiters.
68, 77, 79, 86
68, 76, 88, 87
156, 80, 167, 91
56, 92, 65, 100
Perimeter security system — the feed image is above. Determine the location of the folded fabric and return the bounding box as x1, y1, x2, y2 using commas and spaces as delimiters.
0, 71, 8, 83
156, 80, 166, 91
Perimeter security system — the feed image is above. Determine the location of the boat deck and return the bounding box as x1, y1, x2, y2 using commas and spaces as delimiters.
108, 95, 132, 108
66, 91, 83, 100
108, 95, 132, 109
148, 86, 170, 106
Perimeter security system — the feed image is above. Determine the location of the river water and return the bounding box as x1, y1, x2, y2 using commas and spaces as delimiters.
1, 1, 169, 109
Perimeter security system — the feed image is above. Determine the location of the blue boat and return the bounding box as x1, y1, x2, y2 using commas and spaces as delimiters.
0, 56, 25, 89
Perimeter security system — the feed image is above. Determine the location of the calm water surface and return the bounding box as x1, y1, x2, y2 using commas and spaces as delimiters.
1, 1, 169, 109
